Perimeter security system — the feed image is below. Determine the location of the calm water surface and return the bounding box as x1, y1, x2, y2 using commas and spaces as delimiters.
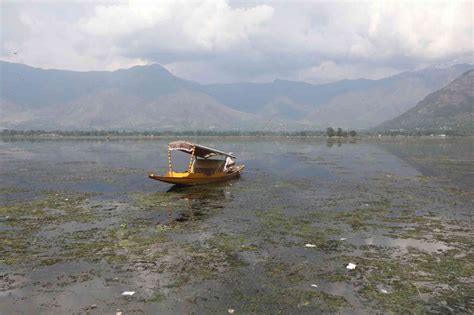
0, 138, 472, 314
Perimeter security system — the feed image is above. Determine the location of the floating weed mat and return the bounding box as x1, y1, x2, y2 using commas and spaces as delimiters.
342, 247, 474, 313
238, 189, 473, 313
1, 139, 473, 314
0, 190, 170, 266
0, 190, 98, 265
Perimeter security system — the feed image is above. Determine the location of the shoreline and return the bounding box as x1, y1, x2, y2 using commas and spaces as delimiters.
1, 134, 472, 142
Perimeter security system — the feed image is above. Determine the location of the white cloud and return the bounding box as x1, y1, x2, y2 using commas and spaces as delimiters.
1, 0, 472, 83
80, 0, 171, 37
79, 0, 273, 51
363, 1, 473, 60
182, 1, 273, 50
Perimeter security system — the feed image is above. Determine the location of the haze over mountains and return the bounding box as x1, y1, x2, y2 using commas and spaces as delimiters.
0, 61, 472, 131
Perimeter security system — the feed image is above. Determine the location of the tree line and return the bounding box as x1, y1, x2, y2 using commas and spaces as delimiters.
326, 127, 357, 137
0, 129, 329, 137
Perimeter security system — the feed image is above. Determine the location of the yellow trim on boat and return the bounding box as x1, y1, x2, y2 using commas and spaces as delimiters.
167, 171, 191, 178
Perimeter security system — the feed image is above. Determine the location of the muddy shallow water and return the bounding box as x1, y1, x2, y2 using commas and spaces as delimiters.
0, 138, 473, 314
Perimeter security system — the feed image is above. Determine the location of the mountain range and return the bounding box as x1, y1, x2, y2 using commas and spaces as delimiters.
379, 70, 473, 133
0, 61, 472, 131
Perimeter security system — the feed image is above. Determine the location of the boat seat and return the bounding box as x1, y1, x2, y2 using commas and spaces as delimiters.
192, 159, 225, 175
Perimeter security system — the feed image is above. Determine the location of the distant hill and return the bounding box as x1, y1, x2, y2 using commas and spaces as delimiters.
0, 62, 264, 131
52, 90, 263, 130
0, 62, 198, 109
202, 78, 375, 114
378, 70, 474, 133
305, 64, 473, 129
1, 61, 472, 131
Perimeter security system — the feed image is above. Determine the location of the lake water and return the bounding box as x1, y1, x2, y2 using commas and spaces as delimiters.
0, 137, 472, 314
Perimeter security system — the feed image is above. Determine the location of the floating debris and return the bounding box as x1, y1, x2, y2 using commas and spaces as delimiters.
228, 308, 235, 314
380, 288, 388, 294
122, 291, 135, 296
346, 263, 357, 270
305, 244, 316, 248
339, 238, 347, 241
310, 284, 318, 288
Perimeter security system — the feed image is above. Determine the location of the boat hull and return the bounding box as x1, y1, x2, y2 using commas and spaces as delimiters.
148, 165, 244, 185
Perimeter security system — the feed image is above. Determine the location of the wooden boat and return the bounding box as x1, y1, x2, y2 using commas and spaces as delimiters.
148, 141, 245, 185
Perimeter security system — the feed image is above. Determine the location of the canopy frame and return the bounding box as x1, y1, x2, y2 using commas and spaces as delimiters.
168, 141, 235, 159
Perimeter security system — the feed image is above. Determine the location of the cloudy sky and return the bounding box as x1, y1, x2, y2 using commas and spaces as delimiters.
1, 0, 472, 84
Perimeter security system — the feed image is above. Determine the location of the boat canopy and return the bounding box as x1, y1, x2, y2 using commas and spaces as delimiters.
168, 141, 236, 159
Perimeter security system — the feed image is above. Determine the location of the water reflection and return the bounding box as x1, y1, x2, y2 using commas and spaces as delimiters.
164, 184, 230, 224
379, 139, 474, 190
326, 138, 357, 147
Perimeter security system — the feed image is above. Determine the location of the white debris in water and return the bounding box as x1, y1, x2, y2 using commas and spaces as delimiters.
228, 308, 235, 314
305, 244, 316, 248
310, 284, 318, 288
64, 198, 69, 201
122, 291, 135, 296
339, 238, 347, 241
346, 263, 357, 270
380, 288, 388, 294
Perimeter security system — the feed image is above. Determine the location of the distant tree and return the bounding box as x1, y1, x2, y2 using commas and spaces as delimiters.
349, 130, 357, 137
336, 128, 343, 137
326, 127, 336, 137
